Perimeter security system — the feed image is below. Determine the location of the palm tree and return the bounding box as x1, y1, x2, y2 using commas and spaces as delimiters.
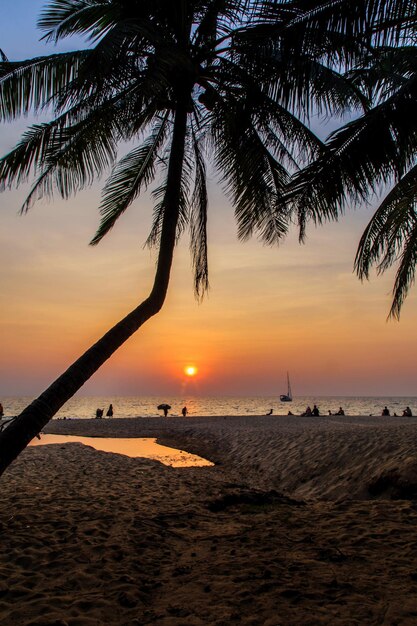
287, 0, 417, 318
0, 0, 367, 476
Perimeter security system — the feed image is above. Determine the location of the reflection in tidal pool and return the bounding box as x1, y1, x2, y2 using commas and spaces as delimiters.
30, 435, 213, 467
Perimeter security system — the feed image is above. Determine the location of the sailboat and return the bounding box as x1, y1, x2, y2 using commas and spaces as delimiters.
280, 372, 293, 402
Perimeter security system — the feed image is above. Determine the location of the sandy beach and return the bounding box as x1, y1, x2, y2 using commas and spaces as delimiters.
2, 414, 417, 625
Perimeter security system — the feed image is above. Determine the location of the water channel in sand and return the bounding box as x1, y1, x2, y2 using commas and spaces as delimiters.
30, 434, 214, 467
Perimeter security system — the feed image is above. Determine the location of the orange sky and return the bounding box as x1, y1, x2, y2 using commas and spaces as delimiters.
1, 1, 417, 398
1, 175, 416, 397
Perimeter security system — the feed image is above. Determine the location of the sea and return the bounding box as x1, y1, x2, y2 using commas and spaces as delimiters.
2, 395, 417, 419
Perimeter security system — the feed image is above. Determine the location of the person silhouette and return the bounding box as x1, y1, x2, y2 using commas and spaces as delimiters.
182, 406, 188, 417
382, 406, 390, 416
106, 404, 113, 417
0, 402, 3, 418
266, 409, 273, 415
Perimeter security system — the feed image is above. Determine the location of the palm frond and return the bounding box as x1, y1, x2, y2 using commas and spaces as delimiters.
0, 123, 55, 191
347, 45, 417, 103
145, 131, 192, 250
254, 90, 324, 164
145, 176, 189, 250
0, 96, 126, 215
0, 51, 89, 121
289, 68, 417, 237
189, 130, 209, 298
274, 0, 416, 47
90, 114, 169, 245
354, 164, 417, 318
39, 0, 121, 43
213, 97, 290, 244
234, 22, 368, 111
389, 218, 417, 319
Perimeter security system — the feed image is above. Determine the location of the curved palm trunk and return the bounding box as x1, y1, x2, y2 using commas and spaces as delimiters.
0, 104, 188, 478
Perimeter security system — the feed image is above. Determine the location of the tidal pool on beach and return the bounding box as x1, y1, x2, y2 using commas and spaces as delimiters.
30, 434, 214, 467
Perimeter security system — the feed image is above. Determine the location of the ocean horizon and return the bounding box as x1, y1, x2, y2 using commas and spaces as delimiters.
2, 395, 417, 420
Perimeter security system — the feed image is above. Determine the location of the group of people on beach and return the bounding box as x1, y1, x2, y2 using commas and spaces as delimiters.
301, 405, 321, 416
267, 404, 414, 417
95, 404, 113, 419
93, 404, 189, 418
381, 406, 413, 417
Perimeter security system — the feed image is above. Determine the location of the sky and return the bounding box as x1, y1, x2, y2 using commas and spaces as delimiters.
0, 1, 416, 399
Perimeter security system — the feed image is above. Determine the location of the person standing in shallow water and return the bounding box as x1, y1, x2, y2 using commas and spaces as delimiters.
106, 404, 113, 418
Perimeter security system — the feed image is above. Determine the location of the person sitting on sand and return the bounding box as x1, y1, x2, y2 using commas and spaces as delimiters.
403, 407, 413, 417
106, 404, 113, 417
335, 407, 345, 416
182, 406, 188, 417
266, 409, 273, 415
95, 408, 103, 419
287, 411, 293, 416
302, 406, 312, 417
312, 404, 320, 416
382, 406, 390, 416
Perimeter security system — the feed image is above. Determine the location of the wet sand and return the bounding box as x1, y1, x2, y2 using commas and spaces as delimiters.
1, 414, 417, 624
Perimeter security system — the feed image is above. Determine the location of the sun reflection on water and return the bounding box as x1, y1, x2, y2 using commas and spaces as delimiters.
30, 434, 213, 467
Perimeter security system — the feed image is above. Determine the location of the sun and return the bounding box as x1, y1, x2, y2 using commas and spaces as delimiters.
184, 365, 198, 377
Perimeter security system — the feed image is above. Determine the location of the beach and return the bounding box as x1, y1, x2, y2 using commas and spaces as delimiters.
1, 415, 417, 624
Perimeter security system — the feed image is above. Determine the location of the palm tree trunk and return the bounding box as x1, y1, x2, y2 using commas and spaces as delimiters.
0, 104, 189, 478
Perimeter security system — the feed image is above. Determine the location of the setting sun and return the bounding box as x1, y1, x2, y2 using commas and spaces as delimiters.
184, 365, 198, 377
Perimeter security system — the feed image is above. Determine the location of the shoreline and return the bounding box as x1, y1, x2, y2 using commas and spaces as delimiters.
43, 414, 417, 501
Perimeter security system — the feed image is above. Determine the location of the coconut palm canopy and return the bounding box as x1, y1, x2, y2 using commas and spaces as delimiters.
0, 0, 413, 474
0, 0, 366, 289
288, 0, 417, 318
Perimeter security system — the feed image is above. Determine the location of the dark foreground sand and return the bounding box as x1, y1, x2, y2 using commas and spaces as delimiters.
2, 415, 417, 625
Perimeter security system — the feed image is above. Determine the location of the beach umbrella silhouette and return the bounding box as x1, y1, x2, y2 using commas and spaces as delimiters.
157, 404, 171, 411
